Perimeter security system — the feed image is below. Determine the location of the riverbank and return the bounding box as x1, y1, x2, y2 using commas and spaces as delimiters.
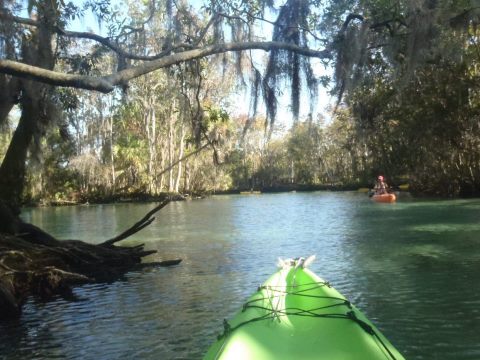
219, 183, 365, 194
24, 192, 190, 207
23, 181, 472, 208
22, 184, 361, 207
22, 184, 370, 208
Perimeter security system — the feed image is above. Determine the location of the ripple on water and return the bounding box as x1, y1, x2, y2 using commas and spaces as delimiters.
4, 193, 479, 360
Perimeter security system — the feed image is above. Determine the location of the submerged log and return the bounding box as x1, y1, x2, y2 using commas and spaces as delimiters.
0, 199, 181, 319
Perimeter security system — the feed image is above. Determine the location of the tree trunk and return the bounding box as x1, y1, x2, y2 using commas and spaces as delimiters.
151, 105, 157, 193
184, 147, 191, 193
109, 115, 116, 193
0, 19, 20, 127
0, 3, 55, 212
174, 122, 185, 193
146, 103, 158, 194
159, 148, 166, 191
0, 85, 44, 213
290, 159, 295, 184
0, 76, 19, 126
168, 102, 175, 192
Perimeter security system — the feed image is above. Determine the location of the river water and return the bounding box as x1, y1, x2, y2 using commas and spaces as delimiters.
1, 192, 479, 359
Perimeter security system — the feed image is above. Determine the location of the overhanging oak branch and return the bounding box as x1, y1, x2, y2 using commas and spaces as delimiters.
0, 42, 331, 93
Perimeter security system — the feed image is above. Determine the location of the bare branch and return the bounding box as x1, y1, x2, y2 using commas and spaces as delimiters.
339, 14, 365, 34
0, 10, 188, 61
158, 142, 210, 177
117, 0, 157, 36
102, 199, 170, 246
227, 6, 327, 43
57, 28, 193, 61
193, 14, 221, 46
0, 11, 37, 26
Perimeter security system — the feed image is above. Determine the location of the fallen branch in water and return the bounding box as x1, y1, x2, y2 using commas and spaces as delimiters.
0, 200, 181, 319
102, 199, 170, 246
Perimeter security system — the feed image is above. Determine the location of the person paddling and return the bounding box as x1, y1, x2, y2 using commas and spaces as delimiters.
374, 175, 389, 195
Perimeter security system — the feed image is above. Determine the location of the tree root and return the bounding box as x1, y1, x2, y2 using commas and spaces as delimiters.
0, 200, 181, 319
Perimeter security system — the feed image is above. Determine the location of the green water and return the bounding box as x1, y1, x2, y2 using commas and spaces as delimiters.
1, 192, 479, 359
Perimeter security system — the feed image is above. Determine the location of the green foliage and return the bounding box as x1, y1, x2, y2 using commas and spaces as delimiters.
287, 122, 322, 183
24, 127, 79, 203
255, 140, 290, 185
340, 18, 480, 195
205, 107, 229, 126
7, 0, 480, 202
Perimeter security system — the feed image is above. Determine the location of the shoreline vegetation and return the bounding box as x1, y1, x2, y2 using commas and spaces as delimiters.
25, 181, 478, 208
22, 184, 372, 207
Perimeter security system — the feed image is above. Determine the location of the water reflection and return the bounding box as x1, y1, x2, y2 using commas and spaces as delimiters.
341, 195, 480, 360
1, 193, 478, 359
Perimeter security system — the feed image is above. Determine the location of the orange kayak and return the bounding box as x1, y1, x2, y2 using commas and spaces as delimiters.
372, 193, 396, 203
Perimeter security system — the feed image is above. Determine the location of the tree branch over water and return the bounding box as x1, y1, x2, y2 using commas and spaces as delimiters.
0, 42, 331, 92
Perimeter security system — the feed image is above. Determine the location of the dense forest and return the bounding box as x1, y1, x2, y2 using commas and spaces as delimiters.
2, 0, 480, 209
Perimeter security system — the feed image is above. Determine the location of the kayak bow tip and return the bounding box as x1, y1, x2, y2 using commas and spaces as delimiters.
277, 255, 316, 269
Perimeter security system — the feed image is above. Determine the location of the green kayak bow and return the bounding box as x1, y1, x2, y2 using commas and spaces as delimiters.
204, 256, 405, 360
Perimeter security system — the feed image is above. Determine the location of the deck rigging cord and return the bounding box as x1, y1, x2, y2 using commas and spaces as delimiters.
213, 257, 399, 360
218, 282, 398, 360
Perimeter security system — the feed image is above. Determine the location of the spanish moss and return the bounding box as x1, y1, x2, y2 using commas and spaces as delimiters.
262, 0, 317, 128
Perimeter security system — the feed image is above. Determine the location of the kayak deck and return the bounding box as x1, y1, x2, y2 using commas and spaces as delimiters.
204, 262, 404, 360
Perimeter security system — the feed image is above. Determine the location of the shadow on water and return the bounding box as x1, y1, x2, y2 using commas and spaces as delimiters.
3, 193, 479, 359
340, 195, 480, 360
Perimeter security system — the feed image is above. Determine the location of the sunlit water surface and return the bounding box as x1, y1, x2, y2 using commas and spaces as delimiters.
1, 192, 480, 359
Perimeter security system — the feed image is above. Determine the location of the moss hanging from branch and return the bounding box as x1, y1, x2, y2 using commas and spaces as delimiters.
261, 0, 318, 129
